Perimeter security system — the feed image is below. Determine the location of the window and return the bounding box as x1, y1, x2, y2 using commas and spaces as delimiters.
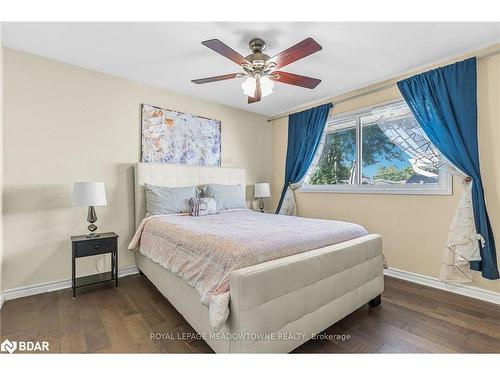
303, 100, 451, 195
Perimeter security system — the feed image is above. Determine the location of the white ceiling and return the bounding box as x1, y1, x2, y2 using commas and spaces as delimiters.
2, 22, 499, 117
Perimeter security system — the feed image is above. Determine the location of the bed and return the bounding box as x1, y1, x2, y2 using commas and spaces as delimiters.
131, 162, 384, 353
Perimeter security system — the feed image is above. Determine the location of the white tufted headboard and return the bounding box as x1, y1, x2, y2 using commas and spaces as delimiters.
134, 163, 246, 227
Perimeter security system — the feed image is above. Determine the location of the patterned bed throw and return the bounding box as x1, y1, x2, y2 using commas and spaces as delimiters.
128, 209, 368, 332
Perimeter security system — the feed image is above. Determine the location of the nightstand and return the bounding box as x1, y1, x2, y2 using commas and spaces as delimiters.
70, 232, 119, 298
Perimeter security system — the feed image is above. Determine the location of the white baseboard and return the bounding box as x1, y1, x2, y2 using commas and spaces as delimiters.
3, 265, 139, 302
3, 265, 498, 307
384, 267, 500, 305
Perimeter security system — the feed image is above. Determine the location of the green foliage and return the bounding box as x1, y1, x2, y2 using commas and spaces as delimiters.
361, 125, 405, 166
373, 165, 414, 182
309, 124, 412, 185
309, 128, 355, 185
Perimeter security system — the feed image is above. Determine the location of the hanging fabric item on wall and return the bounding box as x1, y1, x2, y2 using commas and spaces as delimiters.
441, 178, 483, 282
278, 182, 299, 216
372, 100, 483, 281
276, 103, 333, 215
397, 57, 499, 280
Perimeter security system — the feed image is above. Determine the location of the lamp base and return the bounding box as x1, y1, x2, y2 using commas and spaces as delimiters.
258, 197, 265, 213
86, 206, 99, 238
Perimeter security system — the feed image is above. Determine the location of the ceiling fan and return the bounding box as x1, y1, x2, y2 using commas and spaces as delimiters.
192, 37, 323, 104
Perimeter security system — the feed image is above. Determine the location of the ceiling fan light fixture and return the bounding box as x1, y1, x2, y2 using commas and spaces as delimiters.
241, 76, 274, 98
259, 76, 274, 97
241, 76, 256, 97
193, 37, 322, 103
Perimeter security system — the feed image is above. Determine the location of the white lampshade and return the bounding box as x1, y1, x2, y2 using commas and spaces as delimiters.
254, 183, 271, 198
241, 76, 274, 98
72, 182, 107, 207
259, 76, 274, 97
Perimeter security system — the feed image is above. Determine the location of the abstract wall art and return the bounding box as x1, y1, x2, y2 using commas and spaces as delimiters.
141, 104, 221, 166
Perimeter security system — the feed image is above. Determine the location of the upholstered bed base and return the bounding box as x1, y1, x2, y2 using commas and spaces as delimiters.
136, 233, 384, 353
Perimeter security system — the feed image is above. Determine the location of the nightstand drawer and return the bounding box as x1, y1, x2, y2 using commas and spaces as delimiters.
74, 238, 117, 257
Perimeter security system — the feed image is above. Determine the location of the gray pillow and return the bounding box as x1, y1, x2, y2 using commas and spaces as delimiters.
203, 183, 247, 211
144, 183, 197, 215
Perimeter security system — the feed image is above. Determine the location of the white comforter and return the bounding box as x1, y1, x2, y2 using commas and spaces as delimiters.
128, 209, 368, 331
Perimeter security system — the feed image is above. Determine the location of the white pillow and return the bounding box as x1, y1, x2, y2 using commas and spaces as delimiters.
189, 198, 219, 216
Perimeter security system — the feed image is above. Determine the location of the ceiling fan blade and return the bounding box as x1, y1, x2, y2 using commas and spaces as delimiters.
268, 37, 322, 69
248, 79, 262, 104
271, 71, 321, 89
201, 39, 250, 66
191, 73, 240, 84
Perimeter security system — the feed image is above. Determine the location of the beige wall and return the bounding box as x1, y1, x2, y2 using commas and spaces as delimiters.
271, 51, 500, 293
3, 44, 499, 295
2, 48, 272, 291
0, 25, 3, 296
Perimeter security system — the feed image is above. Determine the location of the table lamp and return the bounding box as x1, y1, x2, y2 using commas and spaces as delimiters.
72, 182, 107, 237
254, 183, 270, 213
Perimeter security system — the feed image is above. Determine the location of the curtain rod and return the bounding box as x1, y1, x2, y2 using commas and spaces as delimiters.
267, 47, 500, 122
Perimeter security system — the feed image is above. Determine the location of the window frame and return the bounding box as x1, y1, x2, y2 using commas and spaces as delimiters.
300, 100, 452, 196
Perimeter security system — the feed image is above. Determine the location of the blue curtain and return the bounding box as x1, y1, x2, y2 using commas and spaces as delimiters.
276, 103, 332, 213
397, 57, 499, 280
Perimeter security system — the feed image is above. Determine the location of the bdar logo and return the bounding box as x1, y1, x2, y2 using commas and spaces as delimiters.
1, 339, 17, 354
0, 339, 49, 353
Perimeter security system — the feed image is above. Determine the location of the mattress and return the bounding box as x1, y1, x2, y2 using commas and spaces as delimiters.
129, 209, 368, 331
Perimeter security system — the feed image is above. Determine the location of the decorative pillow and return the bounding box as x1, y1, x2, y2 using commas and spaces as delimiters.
189, 198, 219, 217
203, 183, 247, 211
196, 185, 205, 198
144, 183, 197, 215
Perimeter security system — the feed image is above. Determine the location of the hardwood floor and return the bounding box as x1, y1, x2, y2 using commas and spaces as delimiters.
1, 274, 500, 353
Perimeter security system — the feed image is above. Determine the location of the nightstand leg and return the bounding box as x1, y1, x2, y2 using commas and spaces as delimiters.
72, 256, 76, 298
115, 249, 119, 288
111, 251, 115, 279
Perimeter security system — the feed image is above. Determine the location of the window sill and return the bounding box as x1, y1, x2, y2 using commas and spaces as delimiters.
299, 182, 452, 196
